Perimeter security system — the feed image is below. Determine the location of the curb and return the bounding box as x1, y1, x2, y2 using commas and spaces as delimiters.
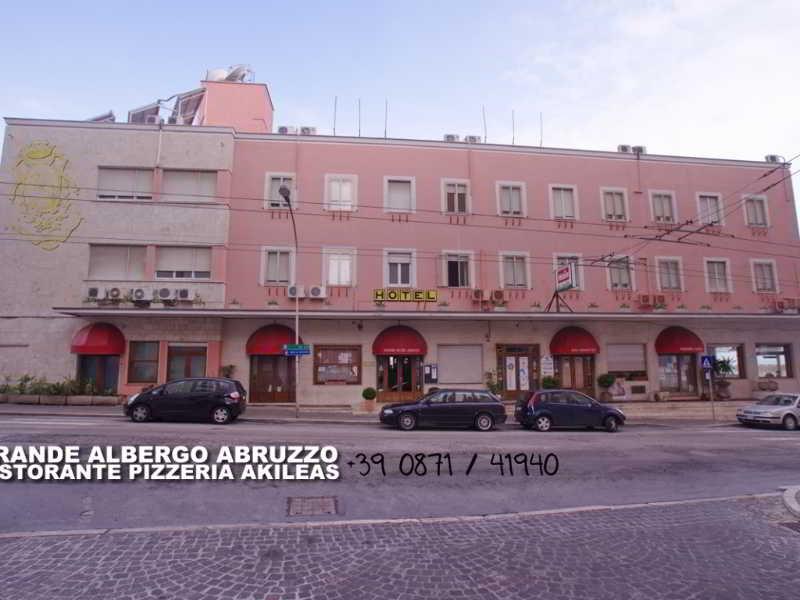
781, 486, 800, 518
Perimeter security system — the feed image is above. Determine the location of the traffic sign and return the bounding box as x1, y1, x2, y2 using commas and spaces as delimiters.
283, 343, 310, 356
700, 355, 715, 370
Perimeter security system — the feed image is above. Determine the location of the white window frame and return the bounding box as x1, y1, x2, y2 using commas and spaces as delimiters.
495, 181, 527, 217
649, 190, 678, 224
605, 255, 636, 291
553, 253, 584, 290
259, 246, 296, 286
743, 194, 770, 227
549, 184, 579, 220
323, 174, 358, 211
704, 257, 733, 293
263, 172, 297, 210
750, 258, 779, 294
383, 176, 416, 213
599, 187, 629, 222
440, 178, 471, 214
654, 256, 685, 292
322, 247, 357, 287
499, 251, 531, 289
441, 250, 475, 288
695, 192, 724, 226
383, 248, 417, 288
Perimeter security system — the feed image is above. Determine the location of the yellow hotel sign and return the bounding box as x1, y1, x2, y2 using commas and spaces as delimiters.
374, 289, 438, 302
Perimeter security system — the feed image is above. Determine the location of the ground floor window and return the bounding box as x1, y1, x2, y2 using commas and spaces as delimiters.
438, 344, 483, 384
708, 344, 745, 378
128, 341, 159, 383
755, 344, 792, 378
167, 345, 207, 380
77, 355, 119, 394
658, 354, 697, 394
606, 343, 647, 381
314, 345, 361, 384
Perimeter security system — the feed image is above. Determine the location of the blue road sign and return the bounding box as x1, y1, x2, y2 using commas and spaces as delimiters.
701, 355, 715, 370
283, 343, 310, 356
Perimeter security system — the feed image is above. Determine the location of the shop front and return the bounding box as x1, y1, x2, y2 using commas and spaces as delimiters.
70, 322, 125, 394
373, 325, 427, 403
655, 326, 704, 397
549, 326, 599, 396
246, 324, 300, 403
496, 344, 540, 402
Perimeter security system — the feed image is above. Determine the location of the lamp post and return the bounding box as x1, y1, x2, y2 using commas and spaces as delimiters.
278, 185, 301, 418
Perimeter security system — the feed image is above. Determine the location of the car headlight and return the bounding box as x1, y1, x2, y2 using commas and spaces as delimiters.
126, 393, 140, 406
383, 409, 394, 415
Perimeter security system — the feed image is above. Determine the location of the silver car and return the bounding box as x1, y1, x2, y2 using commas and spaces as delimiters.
737, 394, 800, 430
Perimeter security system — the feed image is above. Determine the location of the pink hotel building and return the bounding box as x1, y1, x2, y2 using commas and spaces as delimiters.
2, 73, 799, 407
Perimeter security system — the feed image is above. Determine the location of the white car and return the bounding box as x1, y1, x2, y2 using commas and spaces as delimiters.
737, 394, 800, 430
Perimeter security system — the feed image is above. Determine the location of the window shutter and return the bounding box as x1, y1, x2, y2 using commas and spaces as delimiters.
387, 180, 411, 210
438, 345, 483, 384
607, 344, 646, 372
97, 168, 153, 198
89, 246, 127, 278
161, 170, 217, 202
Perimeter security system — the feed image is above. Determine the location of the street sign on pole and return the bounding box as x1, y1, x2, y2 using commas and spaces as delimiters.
700, 355, 716, 421
701, 355, 715, 371
283, 344, 310, 356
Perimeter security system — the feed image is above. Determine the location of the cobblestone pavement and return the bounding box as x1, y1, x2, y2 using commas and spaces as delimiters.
1, 496, 799, 600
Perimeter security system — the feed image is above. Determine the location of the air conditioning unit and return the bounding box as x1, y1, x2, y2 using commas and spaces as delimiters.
176, 288, 191, 300
491, 289, 505, 303
145, 114, 163, 125
765, 154, 782, 163
464, 135, 482, 144
299, 126, 317, 136
157, 287, 173, 300
617, 144, 632, 153
655, 215, 673, 223
632, 145, 647, 154
471, 289, 485, 302
167, 116, 178, 125
87, 287, 100, 299
287, 285, 305, 299
278, 125, 297, 135
132, 288, 149, 301
443, 134, 460, 142
308, 285, 327, 299
106, 287, 122, 300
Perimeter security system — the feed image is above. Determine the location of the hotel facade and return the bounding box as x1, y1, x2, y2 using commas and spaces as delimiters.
2, 73, 799, 407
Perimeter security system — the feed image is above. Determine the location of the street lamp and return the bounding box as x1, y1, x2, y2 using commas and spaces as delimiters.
278, 185, 301, 418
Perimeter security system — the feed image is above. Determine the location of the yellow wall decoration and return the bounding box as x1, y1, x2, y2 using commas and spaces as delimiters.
9, 141, 83, 251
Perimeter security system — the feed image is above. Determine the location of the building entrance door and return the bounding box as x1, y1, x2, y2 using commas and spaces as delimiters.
250, 355, 295, 403
554, 355, 595, 397
658, 354, 698, 395
376, 355, 423, 403
496, 345, 540, 402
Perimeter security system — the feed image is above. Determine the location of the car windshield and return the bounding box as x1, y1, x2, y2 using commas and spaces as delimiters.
756, 395, 797, 406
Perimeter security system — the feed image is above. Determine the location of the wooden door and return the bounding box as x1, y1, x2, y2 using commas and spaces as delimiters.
250, 355, 295, 403
376, 355, 423, 403
496, 345, 540, 402
555, 355, 595, 397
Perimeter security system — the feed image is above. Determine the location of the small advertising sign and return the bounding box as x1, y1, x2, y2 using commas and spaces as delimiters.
555, 263, 575, 292
283, 344, 311, 356
540, 354, 555, 378
373, 289, 438, 302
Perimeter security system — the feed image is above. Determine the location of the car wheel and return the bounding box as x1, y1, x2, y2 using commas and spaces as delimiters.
475, 413, 494, 432
783, 415, 797, 431
534, 415, 552, 432
130, 404, 151, 423
211, 406, 232, 425
604, 416, 620, 433
398, 412, 417, 431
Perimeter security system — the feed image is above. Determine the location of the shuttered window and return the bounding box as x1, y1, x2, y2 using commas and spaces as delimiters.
658, 259, 682, 291
698, 194, 722, 225
326, 176, 356, 211
385, 179, 413, 212
161, 170, 217, 203
438, 345, 483, 384
609, 257, 632, 289
88, 245, 146, 280
552, 187, 576, 219
444, 182, 468, 213
652, 193, 675, 223
499, 184, 523, 215
97, 168, 153, 200
603, 190, 627, 221
706, 260, 730, 292
502, 255, 527, 288
753, 261, 776, 292
745, 197, 768, 226
263, 249, 292, 284
265, 174, 294, 208
156, 247, 211, 279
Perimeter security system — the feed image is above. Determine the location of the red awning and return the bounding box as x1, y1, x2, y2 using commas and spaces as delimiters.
549, 326, 599, 355
70, 323, 125, 355
372, 326, 427, 356
655, 326, 704, 354
246, 325, 302, 355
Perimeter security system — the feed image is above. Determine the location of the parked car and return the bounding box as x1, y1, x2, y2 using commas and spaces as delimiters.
515, 389, 625, 432
379, 388, 507, 431
124, 377, 246, 424
736, 394, 800, 430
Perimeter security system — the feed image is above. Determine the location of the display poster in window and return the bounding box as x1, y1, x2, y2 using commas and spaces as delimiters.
540, 354, 555, 377
518, 357, 529, 391
505, 356, 517, 390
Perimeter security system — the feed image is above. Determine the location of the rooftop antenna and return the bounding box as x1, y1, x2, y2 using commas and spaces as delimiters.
384, 98, 388, 139
539, 112, 543, 147
511, 109, 516, 145
358, 98, 362, 137
482, 105, 488, 143
333, 96, 337, 136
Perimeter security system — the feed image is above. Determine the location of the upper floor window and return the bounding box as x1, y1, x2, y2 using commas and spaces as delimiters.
261, 247, 293, 285
555, 254, 583, 290
751, 260, 777, 293
156, 246, 211, 279
608, 257, 633, 290
651, 191, 676, 223
385, 250, 414, 287
551, 185, 577, 220
656, 258, 682, 291
497, 182, 525, 216
264, 173, 295, 209
444, 252, 471, 288
97, 168, 153, 201
324, 174, 357, 211
705, 259, 731, 293
88, 245, 146, 280
384, 177, 415, 213
161, 170, 217, 203
324, 248, 355, 287
443, 180, 469, 214
745, 195, 768, 227
602, 189, 627, 221
697, 193, 723, 225
501, 253, 528, 289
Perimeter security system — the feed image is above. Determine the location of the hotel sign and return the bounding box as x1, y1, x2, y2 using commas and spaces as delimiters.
373, 289, 438, 302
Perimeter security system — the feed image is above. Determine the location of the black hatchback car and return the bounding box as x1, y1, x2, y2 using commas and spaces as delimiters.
124, 377, 246, 425
515, 389, 625, 432
380, 388, 507, 431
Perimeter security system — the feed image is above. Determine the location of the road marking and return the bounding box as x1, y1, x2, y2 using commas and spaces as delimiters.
0, 419, 96, 426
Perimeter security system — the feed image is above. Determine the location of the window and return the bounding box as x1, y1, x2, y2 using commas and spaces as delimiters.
438, 345, 483, 384
262, 248, 293, 285
167, 346, 207, 380
551, 186, 577, 219
161, 170, 217, 203
386, 251, 414, 287
555, 255, 582, 289
498, 183, 524, 216
606, 344, 647, 380
443, 181, 468, 214
651, 192, 676, 223
755, 344, 792, 378
313, 345, 362, 385
752, 260, 777, 292
708, 344, 744, 378
657, 258, 682, 291
164, 379, 194, 395
705, 259, 731, 293
88, 245, 146, 280
745, 196, 768, 227
325, 175, 357, 211
384, 177, 414, 212
264, 173, 295, 209
156, 247, 211, 279
698, 193, 723, 225
602, 189, 627, 221
128, 341, 159, 383
324, 249, 355, 286
97, 168, 153, 200
608, 257, 633, 290
445, 253, 470, 287
501, 254, 528, 289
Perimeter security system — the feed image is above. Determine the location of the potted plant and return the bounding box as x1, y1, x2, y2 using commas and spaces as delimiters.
618, 303, 631, 312
437, 301, 450, 311
596, 372, 615, 402
699, 304, 712, 312
219, 364, 236, 378
732, 305, 743, 311
541, 375, 560, 389
485, 370, 503, 396
229, 298, 241, 308
267, 299, 280, 309
587, 302, 599, 312
675, 303, 688, 312
712, 357, 734, 400
653, 301, 667, 312
361, 386, 378, 412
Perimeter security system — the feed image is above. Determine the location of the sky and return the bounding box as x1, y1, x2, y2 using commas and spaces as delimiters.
1, 0, 799, 167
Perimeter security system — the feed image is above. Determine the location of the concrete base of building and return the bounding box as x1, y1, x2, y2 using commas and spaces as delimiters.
0, 394, 7, 404
66, 395, 93, 406
6, 395, 40, 405
39, 395, 67, 406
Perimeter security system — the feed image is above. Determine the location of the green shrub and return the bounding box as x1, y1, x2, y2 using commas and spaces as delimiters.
596, 373, 615, 388
361, 387, 377, 400
541, 376, 560, 389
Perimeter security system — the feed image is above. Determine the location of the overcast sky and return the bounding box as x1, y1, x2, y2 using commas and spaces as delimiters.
1, 0, 798, 167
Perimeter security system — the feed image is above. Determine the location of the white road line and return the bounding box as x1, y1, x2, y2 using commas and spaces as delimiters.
0, 419, 96, 426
